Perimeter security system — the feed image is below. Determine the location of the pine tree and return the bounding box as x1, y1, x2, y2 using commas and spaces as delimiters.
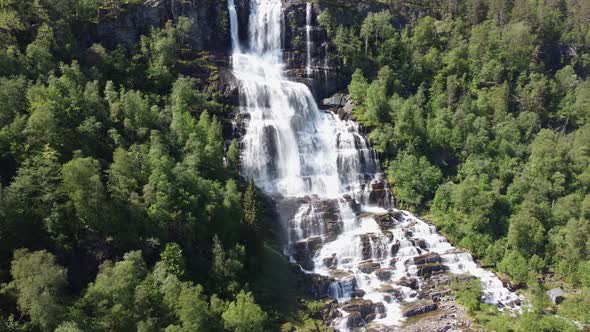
243, 177, 258, 229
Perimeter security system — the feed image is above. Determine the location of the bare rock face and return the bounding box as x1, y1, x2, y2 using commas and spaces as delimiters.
96, 0, 230, 52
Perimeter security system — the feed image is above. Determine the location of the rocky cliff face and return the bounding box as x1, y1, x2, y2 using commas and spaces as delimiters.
95, 0, 230, 53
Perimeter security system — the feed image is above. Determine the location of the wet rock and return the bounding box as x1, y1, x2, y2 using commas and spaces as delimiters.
416, 263, 448, 278
309, 298, 342, 325
375, 302, 386, 314
374, 213, 395, 231
375, 268, 392, 281
360, 234, 372, 260
365, 313, 377, 322
359, 262, 381, 274
305, 273, 335, 299
391, 241, 401, 256
322, 93, 347, 107
379, 285, 404, 302
346, 311, 363, 328
403, 301, 438, 318
411, 239, 428, 250
413, 253, 441, 265
292, 236, 322, 270
342, 194, 362, 214
397, 277, 419, 290
389, 209, 403, 222
323, 254, 337, 269
368, 180, 388, 207
351, 289, 366, 298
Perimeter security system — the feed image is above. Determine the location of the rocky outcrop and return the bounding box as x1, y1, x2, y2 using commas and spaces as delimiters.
413, 253, 442, 266
416, 263, 448, 277
397, 277, 419, 290
292, 236, 322, 270
402, 301, 438, 318
281, 2, 348, 99
309, 298, 343, 326
96, 0, 230, 52
306, 273, 335, 299
341, 299, 379, 328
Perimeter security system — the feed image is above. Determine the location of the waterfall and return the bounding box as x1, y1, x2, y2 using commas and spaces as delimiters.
228, 1, 522, 330
305, 2, 312, 76
228, 0, 240, 51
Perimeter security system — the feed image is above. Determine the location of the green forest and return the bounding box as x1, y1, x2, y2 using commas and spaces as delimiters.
0, 0, 589, 331
318, 0, 589, 330
0, 1, 303, 331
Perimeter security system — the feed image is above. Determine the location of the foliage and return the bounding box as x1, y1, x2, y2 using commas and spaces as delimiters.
0, 3, 278, 331
221, 290, 268, 332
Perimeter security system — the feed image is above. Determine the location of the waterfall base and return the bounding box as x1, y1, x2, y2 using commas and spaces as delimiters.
279, 195, 522, 331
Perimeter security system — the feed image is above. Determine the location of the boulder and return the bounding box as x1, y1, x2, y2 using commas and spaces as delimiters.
375, 269, 392, 281
341, 299, 376, 324
375, 302, 386, 314
359, 262, 381, 274
547, 288, 564, 305
346, 311, 363, 329
368, 180, 389, 207
397, 277, 419, 290
374, 213, 395, 231
411, 239, 428, 250
351, 289, 366, 298
389, 209, 403, 222
323, 254, 337, 269
402, 301, 438, 318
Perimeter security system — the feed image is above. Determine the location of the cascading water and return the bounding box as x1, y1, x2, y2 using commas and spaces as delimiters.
305, 2, 312, 76
228, 1, 522, 330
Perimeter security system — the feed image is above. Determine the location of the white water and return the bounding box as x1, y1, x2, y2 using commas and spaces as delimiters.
228, 1, 521, 330
305, 2, 312, 76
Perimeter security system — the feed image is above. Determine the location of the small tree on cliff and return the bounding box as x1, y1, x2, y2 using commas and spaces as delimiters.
243, 177, 258, 230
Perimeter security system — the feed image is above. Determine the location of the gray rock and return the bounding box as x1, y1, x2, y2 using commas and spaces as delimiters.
413, 253, 442, 265
416, 263, 447, 277
403, 301, 438, 317
397, 277, 419, 290
547, 288, 564, 305
322, 93, 347, 107
375, 268, 392, 281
